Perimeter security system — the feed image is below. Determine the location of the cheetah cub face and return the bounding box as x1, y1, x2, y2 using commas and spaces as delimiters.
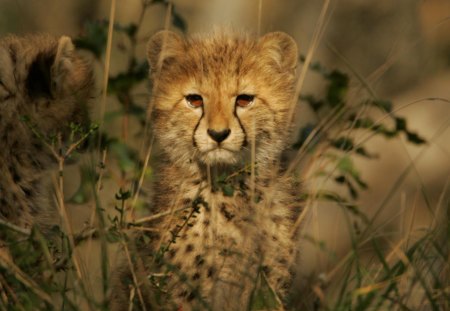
148, 31, 298, 167
0, 34, 93, 138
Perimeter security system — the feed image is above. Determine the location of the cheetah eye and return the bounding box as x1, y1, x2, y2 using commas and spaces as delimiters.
236, 94, 254, 108
185, 94, 203, 108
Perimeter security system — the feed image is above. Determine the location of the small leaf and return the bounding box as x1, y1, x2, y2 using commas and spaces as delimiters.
106, 228, 122, 243
110, 141, 138, 173
74, 21, 108, 58
108, 61, 148, 94
347, 179, 358, 199
172, 10, 187, 32
114, 23, 138, 37
355, 147, 378, 159
331, 137, 354, 152
406, 131, 427, 145
300, 94, 324, 112
335, 175, 346, 184
337, 156, 368, 191
249, 271, 282, 310
221, 184, 234, 197
326, 70, 349, 107
115, 188, 132, 201
350, 116, 397, 138
395, 117, 407, 131
370, 99, 392, 113
292, 123, 318, 150
395, 117, 427, 144
69, 166, 96, 204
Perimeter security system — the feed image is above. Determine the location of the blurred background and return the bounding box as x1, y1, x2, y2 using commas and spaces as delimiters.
1, 0, 448, 308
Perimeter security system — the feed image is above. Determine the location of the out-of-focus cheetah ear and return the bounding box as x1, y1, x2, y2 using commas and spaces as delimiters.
54, 36, 74, 70
26, 36, 75, 98
51, 36, 75, 90
147, 31, 184, 72
259, 32, 298, 71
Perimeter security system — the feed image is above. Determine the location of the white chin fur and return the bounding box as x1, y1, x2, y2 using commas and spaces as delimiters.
200, 149, 239, 165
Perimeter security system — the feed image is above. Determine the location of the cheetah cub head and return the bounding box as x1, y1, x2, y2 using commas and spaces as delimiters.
0, 34, 94, 139
148, 30, 297, 167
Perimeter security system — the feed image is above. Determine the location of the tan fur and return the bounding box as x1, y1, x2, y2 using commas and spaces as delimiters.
0, 34, 94, 235
112, 30, 302, 310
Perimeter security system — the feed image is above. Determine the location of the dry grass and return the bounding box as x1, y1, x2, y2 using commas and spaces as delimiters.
0, 1, 448, 310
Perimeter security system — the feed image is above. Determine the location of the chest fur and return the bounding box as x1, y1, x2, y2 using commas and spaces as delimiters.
153, 183, 294, 306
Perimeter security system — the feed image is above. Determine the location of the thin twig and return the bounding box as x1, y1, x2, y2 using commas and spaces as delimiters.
122, 241, 147, 311
0, 255, 55, 307
133, 205, 192, 225
130, 135, 154, 218
288, 0, 332, 127
97, 0, 116, 150
0, 220, 31, 236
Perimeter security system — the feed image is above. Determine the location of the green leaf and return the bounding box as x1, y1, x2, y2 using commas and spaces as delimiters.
172, 9, 187, 32
74, 21, 108, 58
69, 166, 96, 204
292, 123, 318, 150
395, 117, 407, 131
106, 228, 122, 243
370, 99, 392, 113
109, 141, 138, 173
108, 61, 148, 94
114, 23, 138, 37
335, 175, 346, 184
331, 137, 354, 152
406, 131, 427, 145
300, 94, 324, 112
326, 70, 349, 107
395, 117, 427, 144
115, 188, 132, 201
249, 271, 282, 310
336, 155, 368, 197
355, 147, 378, 159
221, 184, 234, 197
337, 156, 354, 174
350, 116, 397, 138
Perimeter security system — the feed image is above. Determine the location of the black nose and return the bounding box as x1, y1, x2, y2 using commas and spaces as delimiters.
207, 129, 231, 143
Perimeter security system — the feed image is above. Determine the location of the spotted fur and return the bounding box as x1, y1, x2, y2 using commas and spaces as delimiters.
112, 30, 302, 310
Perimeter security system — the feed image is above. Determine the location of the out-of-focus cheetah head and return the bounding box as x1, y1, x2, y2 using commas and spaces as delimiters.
0, 34, 94, 138
148, 30, 297, 168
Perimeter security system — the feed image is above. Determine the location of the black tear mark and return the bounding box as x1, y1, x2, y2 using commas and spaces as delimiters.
192, 109, 204, 147
234, 109, 248, 147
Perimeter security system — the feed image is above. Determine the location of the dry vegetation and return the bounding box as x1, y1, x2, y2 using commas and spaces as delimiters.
0, 0, 449, 310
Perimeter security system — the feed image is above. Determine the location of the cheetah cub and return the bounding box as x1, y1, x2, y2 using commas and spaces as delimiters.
113, 30, 301, 310
0, 34, 94, 238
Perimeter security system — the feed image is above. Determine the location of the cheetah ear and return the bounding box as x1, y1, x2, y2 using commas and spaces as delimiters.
259, 32, 298, 71
51, 36, 75, 93
26, 36, 74, 98
147, 31, 184, 72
